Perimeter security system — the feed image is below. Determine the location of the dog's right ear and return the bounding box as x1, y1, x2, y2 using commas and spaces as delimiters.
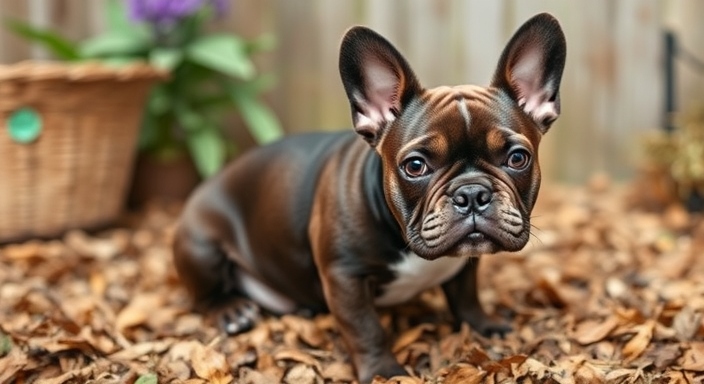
339, 26, 422, 147
491, 13, 566, 132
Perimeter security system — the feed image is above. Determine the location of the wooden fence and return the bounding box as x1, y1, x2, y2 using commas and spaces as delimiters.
1, 0, 702, 183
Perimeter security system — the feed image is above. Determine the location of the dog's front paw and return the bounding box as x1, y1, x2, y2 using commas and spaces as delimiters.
212, 299, 261, 335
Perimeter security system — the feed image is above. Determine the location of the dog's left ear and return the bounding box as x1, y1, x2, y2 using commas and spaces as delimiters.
491, 13, 566, 132
339, 26, 422, 147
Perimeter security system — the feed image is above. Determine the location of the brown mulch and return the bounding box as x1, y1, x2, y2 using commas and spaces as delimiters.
1, 177, 704, 383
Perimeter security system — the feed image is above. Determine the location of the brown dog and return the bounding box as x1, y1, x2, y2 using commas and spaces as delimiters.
174, 13, 566, 382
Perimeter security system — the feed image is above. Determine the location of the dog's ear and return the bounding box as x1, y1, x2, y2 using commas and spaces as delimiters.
491, 13, 566, 132
339, 26, 422, 146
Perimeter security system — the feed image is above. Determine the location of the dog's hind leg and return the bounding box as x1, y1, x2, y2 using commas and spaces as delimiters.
172, 221, 262, 335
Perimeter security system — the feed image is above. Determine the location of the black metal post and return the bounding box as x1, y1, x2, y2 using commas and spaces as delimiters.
663, 30, 676, 133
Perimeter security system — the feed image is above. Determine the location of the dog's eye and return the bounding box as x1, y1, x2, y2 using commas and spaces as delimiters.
403, 158, 429, 178
506, 150, 531, 170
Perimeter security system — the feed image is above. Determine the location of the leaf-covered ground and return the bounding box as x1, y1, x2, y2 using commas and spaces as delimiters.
1, 177, 704, 383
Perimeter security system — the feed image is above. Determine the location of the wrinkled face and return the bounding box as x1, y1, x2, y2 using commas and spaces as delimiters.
378, 85, 543, 259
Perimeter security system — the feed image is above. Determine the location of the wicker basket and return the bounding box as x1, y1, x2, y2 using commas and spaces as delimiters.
0, 61, 166, 242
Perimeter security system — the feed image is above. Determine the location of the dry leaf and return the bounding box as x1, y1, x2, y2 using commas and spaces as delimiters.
190, 342, 234, 384
442, 364, 486, 384
115, 293, 163, 332
320, 361, 355, 382
672, 306, 702, 341
1, 241, 43, 260
604, 368, 638, 382
622, 320, 655, 361
273, 347, 321, 372
513, 358, 550, 380
0, 349, 27, 383
110, 340, 173, 361
680, 342, 704, 371
283, 364, 321, 384
572, 317, 620, 345
237, 367, 281, 384
281, 315, 328, 348
635, 343, 682, 369
376, 376, 423, 384
575, 361, 605, 383
393, 323, 435, 353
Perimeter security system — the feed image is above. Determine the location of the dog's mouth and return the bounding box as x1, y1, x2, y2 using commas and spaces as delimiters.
467, 231, 489, 243
407, 202, 529, 260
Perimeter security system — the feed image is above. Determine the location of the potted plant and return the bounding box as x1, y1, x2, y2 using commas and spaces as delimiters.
8, 0, 283, 203
641, 105, 704, 212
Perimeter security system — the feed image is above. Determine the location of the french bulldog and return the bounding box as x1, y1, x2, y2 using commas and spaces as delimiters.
173, 13, 565, 382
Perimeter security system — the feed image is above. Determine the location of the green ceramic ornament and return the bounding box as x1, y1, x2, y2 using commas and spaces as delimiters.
7, 107, 42, 144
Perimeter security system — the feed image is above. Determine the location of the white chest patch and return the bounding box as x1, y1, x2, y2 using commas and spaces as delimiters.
374, 252, 468, 306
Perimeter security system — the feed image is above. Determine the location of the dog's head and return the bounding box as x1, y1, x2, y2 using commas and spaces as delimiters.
339, 14, 566, 259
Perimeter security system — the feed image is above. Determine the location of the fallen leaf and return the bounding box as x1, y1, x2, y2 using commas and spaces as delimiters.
273, 347, 321, 371
282, 315, 328, 348
376, 376, 423, 384
632, 343, 682, 370
110, 340, 173, 361
238, 366, 283, 384
672, 306, 702, 341
572, 316, 620, 345
441, 364, 486, 384
115, 293, 163, 332
680, 342, 704, 371
320, 361, 355, 382
1, 241, 43, 260
575, 361, 605, 383
393, 323, 435, 353
190, 342, 234, 384
604, 368, 638, 382
284, 364, 321, 384
623, 320, 655, 361
0, 349, 27, 383
513, 358, 550, 381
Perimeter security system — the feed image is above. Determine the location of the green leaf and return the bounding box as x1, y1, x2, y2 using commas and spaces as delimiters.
186, 127, 226, 177
134, 373, 158, 384
231, 92, 283, 144
80, 30, 149, 58
241, 73, 278, 95
4, 19, 80, 60
186, 35, 255, 79
150, 48, 183, 71
137, 110, 158, 151
175, 104, 204, 133
148, 86, 172, 116
100, 57, 143, 67
0, 331, 12, 357
246, 33, 277, 54
105, 0, 132, 32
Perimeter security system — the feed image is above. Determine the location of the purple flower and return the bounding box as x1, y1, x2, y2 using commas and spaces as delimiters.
128, 0, 229, 25
211, 0, 229, 17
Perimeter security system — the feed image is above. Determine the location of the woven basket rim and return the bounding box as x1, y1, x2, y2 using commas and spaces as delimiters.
0, 60, 168, 82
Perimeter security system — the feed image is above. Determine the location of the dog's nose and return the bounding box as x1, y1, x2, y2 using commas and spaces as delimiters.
452, 184, 493, 214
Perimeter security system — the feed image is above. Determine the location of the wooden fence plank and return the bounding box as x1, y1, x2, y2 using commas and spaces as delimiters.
663, 0, 704, 117
0, 1, 32, 63
457, 0, 506, 87
315, 0, 357, 130
613, 0, 662, 177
